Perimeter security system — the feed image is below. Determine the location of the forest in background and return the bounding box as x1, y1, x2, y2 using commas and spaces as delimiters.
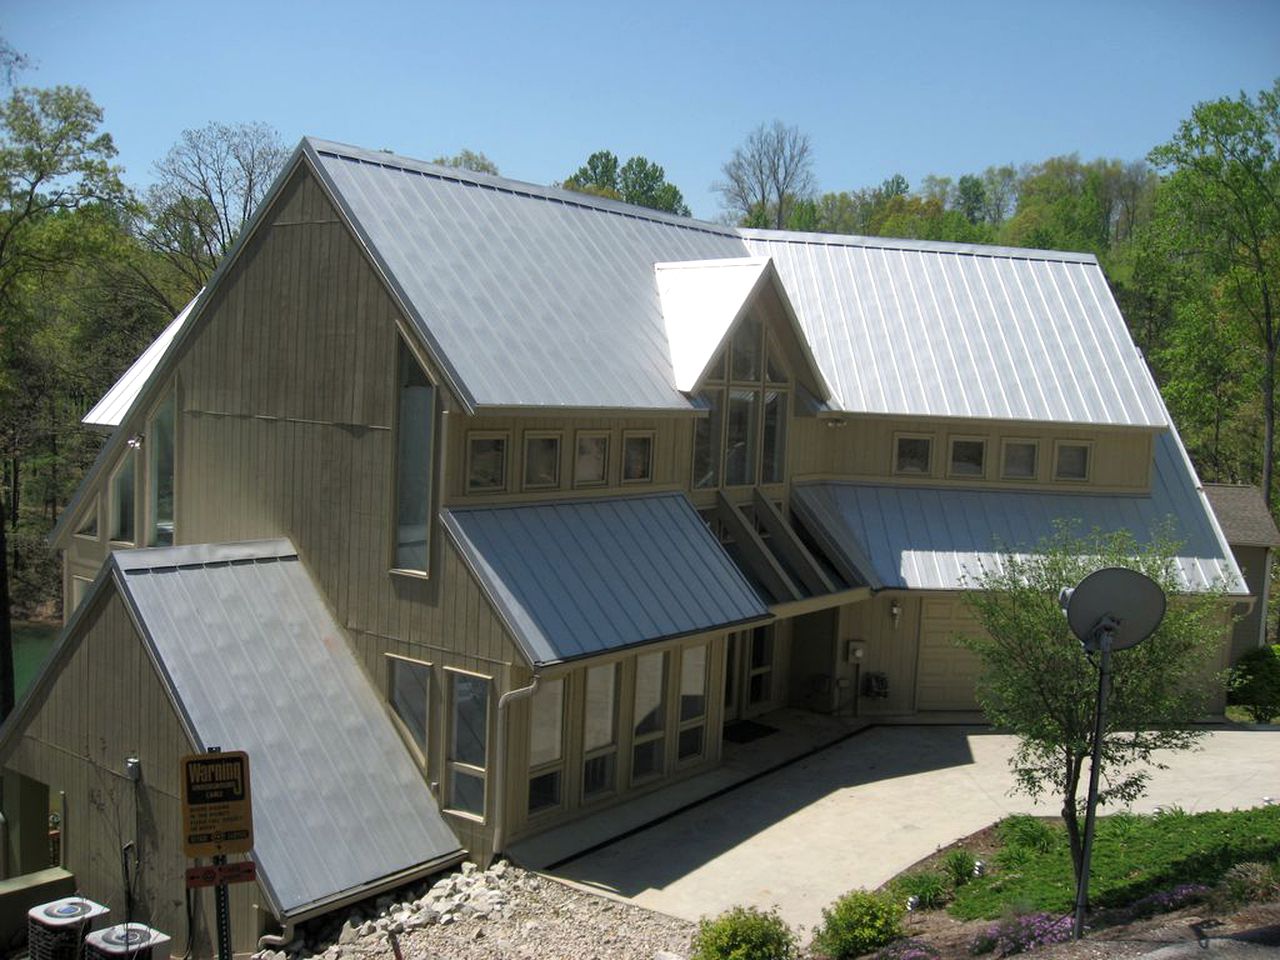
0, 38, 1276, 713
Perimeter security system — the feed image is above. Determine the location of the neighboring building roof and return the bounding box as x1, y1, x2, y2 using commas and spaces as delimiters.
1203, 484, 1280, 549
740, 230, 1169, 427
82, 293, 201, 429
110, 539, 461, 918
793, 432, 1244, 594
442, 493, 770, 666
307, 138, 748, 412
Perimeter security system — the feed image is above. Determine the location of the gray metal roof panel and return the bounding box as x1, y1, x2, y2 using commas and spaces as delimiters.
740, 231, 1167, 426
308, 139, 749, 411
442, 493, 770, 665
112, 540, 461, 918
793, 431, 1243, 594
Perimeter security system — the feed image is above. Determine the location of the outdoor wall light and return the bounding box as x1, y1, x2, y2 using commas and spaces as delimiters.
889, 599, 902, 629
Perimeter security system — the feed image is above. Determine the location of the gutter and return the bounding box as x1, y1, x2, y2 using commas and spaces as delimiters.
491, 673, 540, 858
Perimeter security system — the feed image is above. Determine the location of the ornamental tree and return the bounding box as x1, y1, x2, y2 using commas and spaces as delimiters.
957, 524, 1231, 894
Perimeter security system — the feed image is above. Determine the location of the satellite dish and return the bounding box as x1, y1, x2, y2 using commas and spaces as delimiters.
1059, 567, 1166, 652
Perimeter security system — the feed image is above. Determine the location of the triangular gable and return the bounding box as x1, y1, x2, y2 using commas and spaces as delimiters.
655, 256, 832, 400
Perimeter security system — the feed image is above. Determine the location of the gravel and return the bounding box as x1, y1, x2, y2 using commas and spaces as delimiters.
255, 860, 695, 960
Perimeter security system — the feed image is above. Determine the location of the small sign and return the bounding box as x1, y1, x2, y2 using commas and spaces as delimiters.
182, 751, 253, 858
185, 860, 257, 889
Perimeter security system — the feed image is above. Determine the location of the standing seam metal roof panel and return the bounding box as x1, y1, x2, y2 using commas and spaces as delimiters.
442, 494, 769, 666
112, 540, 461, 918
740, 230, 1167, 426
792, 432, 1242, 594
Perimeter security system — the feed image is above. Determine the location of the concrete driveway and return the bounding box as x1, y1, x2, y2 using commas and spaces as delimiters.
550, 726, 1279, 936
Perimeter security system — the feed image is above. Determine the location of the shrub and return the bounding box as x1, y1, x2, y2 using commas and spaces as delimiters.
1229, 645, 1280, 723
690, 905, 798, 960
1215, 861, 1280, 907
811, 890, 904, 959
869, 939, 940, 959
967, 913, 1072, 956
996, 815, 1056, 854
941, 849, 977, 888
890, 870, 948, 910
1130, 883, 1210, 918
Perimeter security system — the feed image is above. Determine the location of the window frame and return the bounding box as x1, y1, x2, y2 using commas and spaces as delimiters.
629, 650, 669, 784
522, 431, 563, 491
621, 430, 655, 485
947, 436, 988, 479
71, 575, 93, 613
466, 431, 510, 495
1000, 438, 1040, 481
676, 643, 709, 765
573, 430, 610, 488
147, 391, 177, 547
893, 433, 934, 477
526, 676, 566, 817
581, 662, 620, 803
391, 340, 438, 575
1053, 440, 1093, 482
444, 667, 492, 821
386, 654, 432, 766
108, 452, 138, 545
73, 495, 101, 542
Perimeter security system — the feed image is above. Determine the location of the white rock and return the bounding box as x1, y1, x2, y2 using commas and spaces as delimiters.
654, 953, 684, 960
337, 921, 359, 946
461, 861, 477, 876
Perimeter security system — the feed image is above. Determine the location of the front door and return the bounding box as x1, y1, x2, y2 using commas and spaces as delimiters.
723, 626, 778, 723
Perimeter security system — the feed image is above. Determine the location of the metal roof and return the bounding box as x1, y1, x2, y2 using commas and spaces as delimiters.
792, 431, 1244, 594
306, 139, 748, 411
82, 293, 201, 429
442, 493, 769, 666
112, 539, 461, 918
740, 230, 1168, 427
1203, 484, 1280, 548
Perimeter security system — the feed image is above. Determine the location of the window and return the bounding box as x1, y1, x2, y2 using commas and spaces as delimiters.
1055, 442, 1091, 481
894, 435, 932, 475
527, 678, 564, 813
725, 390, 760, 486
71, 576, 92, 613
582, 664, 618, 799
395, 343, 435, 570
523, 433, 561, 490
388, 656, 430, 758
748, 627, 774, 706
145, 394, 176, 546
1002, 439, 1038, 480
621, 432, 654, 483
692, 391, 723, 490
574, 431, 609, 487
447, 672, 489, 818
730, 312, 762, 382
949, 438, 986, 478
74, 500, 98, 540
761, 390, 787, 483
677, 644, 708, 762
467, 434, 507, 493
110, 455, 136, 543
631, 651, 667, 781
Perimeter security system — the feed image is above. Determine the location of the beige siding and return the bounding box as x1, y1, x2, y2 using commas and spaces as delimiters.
839, 594, 921, 715
2, 586, 264, 955
914, 595, 984, 711
1227, 545, 1270, 662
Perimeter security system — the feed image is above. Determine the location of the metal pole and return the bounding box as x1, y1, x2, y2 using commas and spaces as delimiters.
1073, 634, 1111, 940
214, 855, 231, 960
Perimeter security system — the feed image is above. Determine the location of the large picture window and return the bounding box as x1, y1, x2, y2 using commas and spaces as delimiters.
677, 644, 708, 762
110, 454, 136, 543
582, 664, 618, 800
395, 342, 435, 571
631, 651, 668, 782
148, 393, 176, 546
691, 316, 789, 490
447, 672, 490, 818
388, 656, 431, 759
527, 678, 565, 814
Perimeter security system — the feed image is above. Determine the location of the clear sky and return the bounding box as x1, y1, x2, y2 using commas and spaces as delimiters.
6, 0, 1279, 219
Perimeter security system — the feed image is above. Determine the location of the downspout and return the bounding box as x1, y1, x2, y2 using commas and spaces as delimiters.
490, 673, 540, 860
257, 920, 295, 952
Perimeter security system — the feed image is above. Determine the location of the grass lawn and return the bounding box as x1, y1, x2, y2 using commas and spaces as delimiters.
1226, 704, 1276, 725
948, 807, 1280, 920
12, 620, 59, 698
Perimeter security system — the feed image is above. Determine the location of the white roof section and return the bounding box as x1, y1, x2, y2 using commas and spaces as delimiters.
793, 432, 1243, 594
656, 257, 771, 390
82, 293, 201, 428
740, 230, 1169, 427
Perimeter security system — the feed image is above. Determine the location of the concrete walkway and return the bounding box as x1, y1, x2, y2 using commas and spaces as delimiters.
548, 726, 1279, 936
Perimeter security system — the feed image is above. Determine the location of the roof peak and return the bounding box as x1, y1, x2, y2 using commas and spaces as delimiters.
739, 226, 1099, 265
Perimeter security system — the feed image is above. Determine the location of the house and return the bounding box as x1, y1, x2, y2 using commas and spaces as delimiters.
0, 138, 1245, 953
1203, 483, 1280, 660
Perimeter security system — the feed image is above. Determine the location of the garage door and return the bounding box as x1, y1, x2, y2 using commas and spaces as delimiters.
915, 597, 983, 711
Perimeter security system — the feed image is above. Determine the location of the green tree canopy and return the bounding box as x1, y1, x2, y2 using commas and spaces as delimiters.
563, 149, 690, 216
432, 149, 499, 176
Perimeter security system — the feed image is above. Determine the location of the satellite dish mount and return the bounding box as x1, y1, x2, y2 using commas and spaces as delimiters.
1058, 567, 1166, 940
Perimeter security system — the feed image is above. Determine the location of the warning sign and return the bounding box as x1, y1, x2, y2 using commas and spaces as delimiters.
182, 751, 253, 858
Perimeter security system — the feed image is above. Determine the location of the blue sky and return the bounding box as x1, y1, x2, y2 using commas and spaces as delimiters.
7, 0, 1279, 219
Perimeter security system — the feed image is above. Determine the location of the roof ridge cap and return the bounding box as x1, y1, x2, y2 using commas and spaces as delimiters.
738, 226, 1099, 264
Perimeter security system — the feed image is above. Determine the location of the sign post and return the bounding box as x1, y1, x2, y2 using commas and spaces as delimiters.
182, 748, 254, 960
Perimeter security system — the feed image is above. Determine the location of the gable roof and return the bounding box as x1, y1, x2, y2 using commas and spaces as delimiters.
1203, 484, 1280, 548
740, 230, 1168, 427
793, 431, 1243, 594
442, 493, 769, 666
6, 540, 462, 919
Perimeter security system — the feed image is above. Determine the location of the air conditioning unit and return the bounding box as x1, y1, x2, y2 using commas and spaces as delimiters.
84, 923, 170, 960
27, 897, 109, 960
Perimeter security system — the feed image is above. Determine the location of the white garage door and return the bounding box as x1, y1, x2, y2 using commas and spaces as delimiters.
915, 596, 983, 711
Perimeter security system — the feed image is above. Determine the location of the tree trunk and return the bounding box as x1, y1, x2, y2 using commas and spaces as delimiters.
1264, 346, 1276, 511
0, 490, 15, 720
8, 454, 18, 575
1062, 751, 1085, 884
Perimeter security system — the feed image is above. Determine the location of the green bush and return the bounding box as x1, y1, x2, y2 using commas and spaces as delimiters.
890, 870, 948, 910
811, 890, 904, 959
996, 815, 1056, 854
941, 849, 977, 888
1215, 861, 1280, 907
1229, 645, 1280, 723
690, 905, 798, 960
